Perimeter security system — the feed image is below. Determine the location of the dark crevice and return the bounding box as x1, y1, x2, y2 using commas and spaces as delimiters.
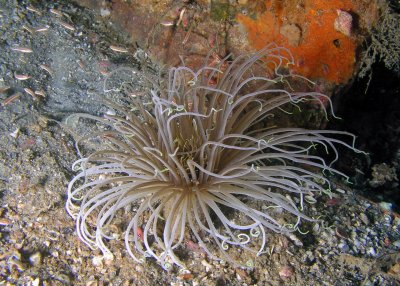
328, 61, 400, 208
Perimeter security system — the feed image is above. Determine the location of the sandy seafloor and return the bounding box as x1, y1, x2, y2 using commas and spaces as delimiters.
0, 1, 399, 285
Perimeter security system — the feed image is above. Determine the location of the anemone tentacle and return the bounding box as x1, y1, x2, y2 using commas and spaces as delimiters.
66, 43, 362, 269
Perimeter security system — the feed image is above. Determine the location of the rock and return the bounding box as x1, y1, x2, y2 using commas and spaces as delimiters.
29, 252, 42, 266
279, 265, 294, 279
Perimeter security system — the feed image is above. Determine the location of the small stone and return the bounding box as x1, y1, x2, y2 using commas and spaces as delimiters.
393, 240, 400, 248
8, 256, 26, 271
31, 278, 40, 286
100, 8, 110, 17
279, 265, 294, 279
359, 213, 370, 225
384, 214, 393, 225
367, 247, 376, 256
388, 263, 400, 275
51, 250, 59, 258
103, 253, 114, 266
135, 264, 144, 272
289, 234, 303, 247
29, 252, 42, 266
10, 128, 20, 138
92, 255, 103, 267
393, 217, 400, 227
303, 250, 315, 263
0, 218, 11, 226
379, 202, 392, 212
338, 242, 350, 252
201, 259, 212, 272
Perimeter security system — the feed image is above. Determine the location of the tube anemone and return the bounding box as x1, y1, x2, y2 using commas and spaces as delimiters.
66, 43, 362, 269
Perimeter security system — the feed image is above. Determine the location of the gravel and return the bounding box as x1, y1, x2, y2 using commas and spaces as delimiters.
0, 0, 399, 285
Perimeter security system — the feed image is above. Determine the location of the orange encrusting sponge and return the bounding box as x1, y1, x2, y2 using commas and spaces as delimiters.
237, 0, 357, 84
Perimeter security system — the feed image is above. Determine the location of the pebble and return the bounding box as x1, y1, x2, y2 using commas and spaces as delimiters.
92, 255, 103, 267
9, 128, 20, 138
379, 202, 392, 211
302, 250, 315, 263
30, 278, 40, 286
135, 264, 144, 272
51, 250, 59, 258
279, 265, 294, 279
359, 213, 370, 225
338, 242, 350, 252
383, 214, 392, 225
289, 234, 303, 247
201, 259, 212, 272
0, 218, 11, 226
29, 252, 42, 266
367, 247, 376, 257
100, 8, 110, 17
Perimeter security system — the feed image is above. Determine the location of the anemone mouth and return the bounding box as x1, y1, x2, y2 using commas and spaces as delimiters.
66, 43, 362, 270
